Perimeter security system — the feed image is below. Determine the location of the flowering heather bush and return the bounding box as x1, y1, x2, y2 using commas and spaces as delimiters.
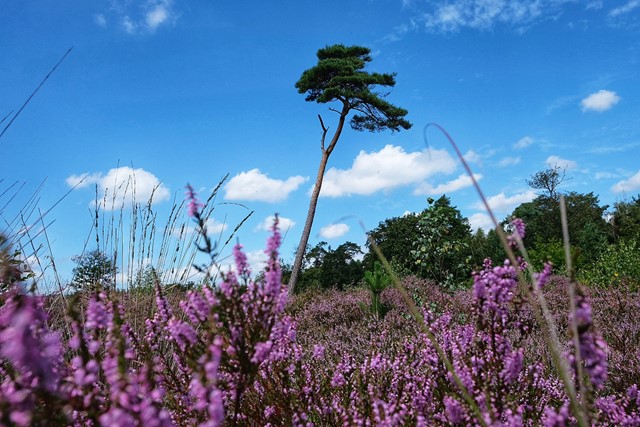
1, 203, 639, 425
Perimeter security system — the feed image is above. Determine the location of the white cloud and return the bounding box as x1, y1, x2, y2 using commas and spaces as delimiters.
414, 173, 481, 195
612, 170, 640, 193
255, 215, 296, 233
173, 218, 227, 239
101, 0, 176, 34
499, 156, 521, 167
468, 212, 495, 232
546, 155, 577, 170
146, 4, 169, 30
581, 90, 621, 112
225, 169, 307, 203
463, 149, 481, 164
319, 145, 457, 197
244, 250, 269, 275
474, 190, 537, 214
419, 0, 571, 33
319, 223, 350, 239
65, 172, 100, 189
514, 136, 534, 149
199, 218, 227, 234
609, 0, 640, 17
66, 167, 170, 210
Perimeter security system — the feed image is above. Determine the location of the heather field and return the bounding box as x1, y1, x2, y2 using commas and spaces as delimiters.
1, 201, 640, 426
4, 3, 640, 426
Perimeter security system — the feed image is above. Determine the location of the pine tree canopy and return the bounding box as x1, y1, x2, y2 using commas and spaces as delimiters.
295, 44, 412, 133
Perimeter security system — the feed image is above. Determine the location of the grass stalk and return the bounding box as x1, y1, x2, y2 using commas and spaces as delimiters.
426, 123, 589, 426
364, 222, 490, 427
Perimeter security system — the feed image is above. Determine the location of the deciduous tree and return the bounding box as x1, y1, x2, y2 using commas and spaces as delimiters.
71, 249, 117, 292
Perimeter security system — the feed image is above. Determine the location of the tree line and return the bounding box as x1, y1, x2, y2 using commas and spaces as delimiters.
284, 167, 640, 293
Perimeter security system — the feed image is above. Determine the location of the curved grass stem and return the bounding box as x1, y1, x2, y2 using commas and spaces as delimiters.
425, 123, 589, 427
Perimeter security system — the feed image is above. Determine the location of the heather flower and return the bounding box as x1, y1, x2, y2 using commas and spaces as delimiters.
444, 396, 465, 424
566, 288, 609, 390
0, 290, 62, 394
534, 262, 553, 288
312, 344, 325, 359
233, 243, 251, 282
508, 217, 526, 247
185, 184, 203, 218
543, 404, 570, 427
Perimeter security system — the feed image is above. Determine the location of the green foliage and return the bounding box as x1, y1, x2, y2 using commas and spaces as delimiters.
526, 165, 568, 200
320, 242, 363, 290
468, 228, 506, 267
295, 44, 411, 133
363, 212, 421, 275
610, 195, 640, 242
511, 192, 609, 270
71, 249, 117, 293
579, 240, 640, 291
410, 196, 472, 291
527, 238, 569, 272
364, 261, 390, 318
297, 241, 364, 291
131, 265, 160, 292
294, 242, 328, 291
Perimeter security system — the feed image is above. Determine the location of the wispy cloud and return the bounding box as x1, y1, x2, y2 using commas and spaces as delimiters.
474, 190, 537, 213
408, 0, 572, 33
255, 215, 296, 232
514, 136, 534, 149
595, 171, 621, 180
612, 170, 640, 193
468, 212, 494, 231
66, 166, 170, 210
319, 223, 350, 239
545, 95, 580, 115
94, 14, 107, 27
546, 155, 577, 170
98, 0, 177, 34
319, 144, 457, 197
413, 173, 481, 195
499, 156, 521, 167
609, 0, 640, 17
588, 141, 640, 154
146, 3, 171, 30
177, 218, 228, 238
225, 169, 307, 203
463, 149, 481, 164
581, 90, 621, 112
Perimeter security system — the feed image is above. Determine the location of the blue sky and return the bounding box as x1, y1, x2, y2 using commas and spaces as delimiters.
2, 0, 639, 289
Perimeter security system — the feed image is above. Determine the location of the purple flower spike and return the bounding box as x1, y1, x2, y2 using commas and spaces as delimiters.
234, 243, 251, 280
567, 290, 609, 390
508, 217, 526, 247
185, 184, 203, 218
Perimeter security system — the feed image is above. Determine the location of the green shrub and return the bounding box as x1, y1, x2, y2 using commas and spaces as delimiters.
580, 240, 640, 291
364, 261, 390, 318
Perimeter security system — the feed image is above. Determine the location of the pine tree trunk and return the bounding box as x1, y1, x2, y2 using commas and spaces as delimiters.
289, 108, 348, 293
288, 150, 331, 292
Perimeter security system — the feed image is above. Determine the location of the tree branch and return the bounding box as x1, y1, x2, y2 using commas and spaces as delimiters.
318, 114, 328, 152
